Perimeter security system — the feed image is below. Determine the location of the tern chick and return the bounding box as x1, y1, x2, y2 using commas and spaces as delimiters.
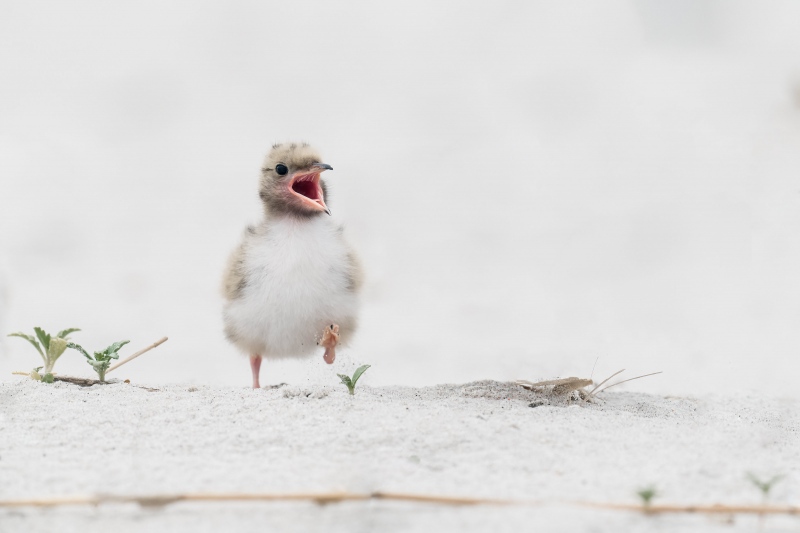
222, 143, 362, 388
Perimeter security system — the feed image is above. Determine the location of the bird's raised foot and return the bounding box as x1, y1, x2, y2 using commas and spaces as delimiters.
319, 324, 339, 364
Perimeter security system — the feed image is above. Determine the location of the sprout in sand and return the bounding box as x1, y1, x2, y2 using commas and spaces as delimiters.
67, 340, 130, 382
636, 485, 658, 510
338, 365, 371, 395
746, 472, 783, 502
8, 327, 80, 383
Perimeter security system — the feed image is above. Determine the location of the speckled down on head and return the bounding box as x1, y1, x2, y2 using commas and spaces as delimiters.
258, 143, 330, 218
221, 142, 363, 388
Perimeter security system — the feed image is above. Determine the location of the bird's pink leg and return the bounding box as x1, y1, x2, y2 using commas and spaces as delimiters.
319, 325, 340, 364
250, 355, 262, 389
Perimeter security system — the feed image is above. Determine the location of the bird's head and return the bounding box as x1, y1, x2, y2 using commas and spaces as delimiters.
259, 142, 333, 218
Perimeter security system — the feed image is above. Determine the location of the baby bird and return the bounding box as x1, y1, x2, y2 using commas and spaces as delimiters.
222, 143, 362, 388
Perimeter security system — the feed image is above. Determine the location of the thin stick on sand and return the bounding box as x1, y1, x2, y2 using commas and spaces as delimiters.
0, 492, 510, 509
12, 372, 111, 386
107, 337, 168, 374
0, 492, 798, 515
53, 376, 108, 387
515, 377, 590, 389
577, 501, 800, 515
591, 371, 664, 396
585, 368, 625, 399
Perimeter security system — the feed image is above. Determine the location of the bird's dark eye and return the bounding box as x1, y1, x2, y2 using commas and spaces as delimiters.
275, 164, 288, 176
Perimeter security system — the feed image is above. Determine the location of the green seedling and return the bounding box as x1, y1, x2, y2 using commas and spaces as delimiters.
337, 364, 371, 395
636, 485, 658, 510
27, 367, 54, 383
747, 472, 784, 501
8, 327, 80, 382
67, 340, 130, 382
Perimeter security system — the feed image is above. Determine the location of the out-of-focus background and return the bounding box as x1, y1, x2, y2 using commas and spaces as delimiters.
1, 1, 798, 396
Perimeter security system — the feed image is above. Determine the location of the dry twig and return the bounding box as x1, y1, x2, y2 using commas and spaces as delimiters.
53, 376, 112, 387
586, 369, 625, 399
516, 377, 593, 394
516, 368, 662, 402
107, 336, 168, 374
579, 501, 800, 516
0, 491, 513, 509
0, 492, 798, 516
591, 372, 664, 396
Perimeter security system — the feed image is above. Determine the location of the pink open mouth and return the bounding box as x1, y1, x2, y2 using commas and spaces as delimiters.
289, 171, 328, 213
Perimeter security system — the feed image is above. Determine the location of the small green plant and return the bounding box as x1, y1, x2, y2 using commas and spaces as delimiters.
636, 485, 658, 510
67, 340, 130, 382
337, 364, 371, 395
8, 327, 80, 382
747, 472, 784, 501
27, 367, 55, 383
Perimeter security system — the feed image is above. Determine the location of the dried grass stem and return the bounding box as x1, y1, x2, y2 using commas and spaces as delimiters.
0, 492, 797, 516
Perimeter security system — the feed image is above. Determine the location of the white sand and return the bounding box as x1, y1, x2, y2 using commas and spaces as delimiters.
1, 379, 797, 532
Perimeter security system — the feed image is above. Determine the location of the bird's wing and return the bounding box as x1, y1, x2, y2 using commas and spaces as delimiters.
344, 248, 364, 293
221, 235, 250, 301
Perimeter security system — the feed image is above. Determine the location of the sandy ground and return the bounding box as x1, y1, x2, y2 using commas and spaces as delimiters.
1, 378, 797, 532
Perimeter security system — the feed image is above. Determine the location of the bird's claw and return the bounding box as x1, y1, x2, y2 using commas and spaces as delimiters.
320, 324, 339, 364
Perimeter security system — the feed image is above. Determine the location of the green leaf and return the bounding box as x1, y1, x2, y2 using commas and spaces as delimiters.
33, 327, 51, 353
636, 485, 658, 506
93, 352, 115, 362
41, 373, 54, 384
351, 365, 371, 387
47, 337, 68, 360
86, 358, 111, 380
103, 340, 130, 357
8, 332, 44, 358
337, 373, 356, 395
747, 472, 784, 495
67, 342, 92, 360
56, 328, 81, 339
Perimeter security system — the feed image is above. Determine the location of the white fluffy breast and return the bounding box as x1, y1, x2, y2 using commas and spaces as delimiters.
224, 217, 359, 358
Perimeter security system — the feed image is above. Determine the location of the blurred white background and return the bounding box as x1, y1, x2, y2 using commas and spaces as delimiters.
1, 0, 799, 396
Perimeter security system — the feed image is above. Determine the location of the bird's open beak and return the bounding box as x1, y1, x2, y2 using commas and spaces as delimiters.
288, 163, 333, 215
